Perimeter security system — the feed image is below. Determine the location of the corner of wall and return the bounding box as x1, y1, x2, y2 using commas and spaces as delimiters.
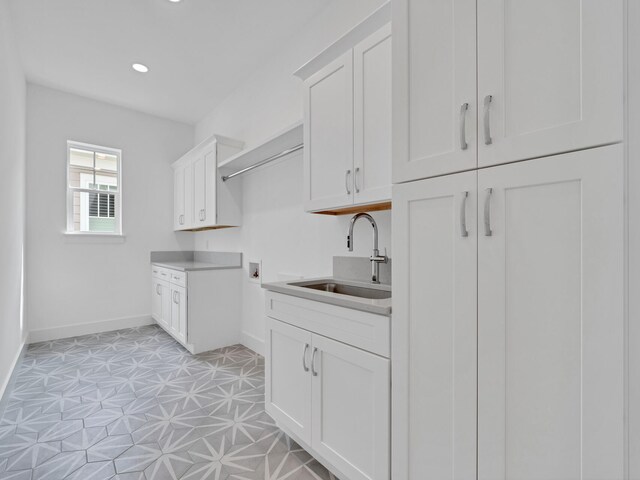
0, 0, 28, 407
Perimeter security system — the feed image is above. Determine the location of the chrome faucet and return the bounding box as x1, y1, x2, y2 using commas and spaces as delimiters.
347, 213, 388, 284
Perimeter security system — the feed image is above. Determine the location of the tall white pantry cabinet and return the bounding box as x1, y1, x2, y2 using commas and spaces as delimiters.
392, 1, 626, 480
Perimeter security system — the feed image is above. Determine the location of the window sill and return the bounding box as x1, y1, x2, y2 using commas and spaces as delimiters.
63, 232, 126, 244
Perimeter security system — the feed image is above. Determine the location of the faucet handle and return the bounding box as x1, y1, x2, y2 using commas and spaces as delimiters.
371, 249, 388, 263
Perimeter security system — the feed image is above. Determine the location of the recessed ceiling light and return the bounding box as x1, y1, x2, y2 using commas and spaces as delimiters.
132, 63, 149, 73
168, 0, 182, 2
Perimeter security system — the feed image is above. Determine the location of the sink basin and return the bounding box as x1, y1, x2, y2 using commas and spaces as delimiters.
291, 281, 391, 300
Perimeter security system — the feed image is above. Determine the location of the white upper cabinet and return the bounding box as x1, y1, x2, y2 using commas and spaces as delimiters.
477, 145, 624, 479
173, 165, 186, 230
172, 134, 243, 231
393, 0, 477, 183
354, 23, 392, 205
296, 4, 392, 213
303, 51, 355, 212
193, 155, 206, 226
393, 0, 623, 182
477, 0, 623, 167
193, 144, 219, 227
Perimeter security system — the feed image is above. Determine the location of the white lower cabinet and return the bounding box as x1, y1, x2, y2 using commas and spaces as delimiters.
265, 292, 390, 480
151, 265, 241, 354
151, 278, 163, 326
266, 318, 312, 444
393, 144, 625, 480
170, 284, 187, 344
311, 334, 389, 480
151, 279, 171, 331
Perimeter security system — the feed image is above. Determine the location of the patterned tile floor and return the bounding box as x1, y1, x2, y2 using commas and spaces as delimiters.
0, 325, 337, 480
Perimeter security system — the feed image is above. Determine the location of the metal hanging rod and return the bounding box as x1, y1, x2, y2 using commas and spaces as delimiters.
221, 143, 304, 182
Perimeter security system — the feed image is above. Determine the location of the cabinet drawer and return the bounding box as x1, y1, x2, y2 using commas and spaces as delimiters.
169, 270, 187, 287
266, 291, 390, 358
151, 265, 171, 281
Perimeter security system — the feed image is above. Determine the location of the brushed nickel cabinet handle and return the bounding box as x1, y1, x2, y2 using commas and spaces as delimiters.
460, 102, 469, 150
311, 347, 319, 376
483, 95, 493, 145
484, 188, 493, 236
460, 191, 469, 237
302, 343, 310, 372
156, 284, 161, 295
345, 170, 352, 195
355, 167, 361, 193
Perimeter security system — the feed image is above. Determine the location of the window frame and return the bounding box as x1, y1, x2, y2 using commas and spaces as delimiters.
66, 140, 123, 235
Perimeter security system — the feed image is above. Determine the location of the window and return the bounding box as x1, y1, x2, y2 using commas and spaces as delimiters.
67, 141, 122, 234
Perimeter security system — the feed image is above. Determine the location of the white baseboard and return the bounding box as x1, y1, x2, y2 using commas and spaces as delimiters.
241, 330, 265, 356
0, 340, 28, 418
29, 314, 155, 343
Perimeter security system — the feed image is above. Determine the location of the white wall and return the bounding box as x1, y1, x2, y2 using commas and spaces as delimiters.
0, 0, 27, 397
25, 85, 195, 340
0, 0, 26, 395
194, 0, 389, 353
627, 1, 639, 477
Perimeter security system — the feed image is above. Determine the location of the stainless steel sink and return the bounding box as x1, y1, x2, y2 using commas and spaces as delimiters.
291, 281, 391, 300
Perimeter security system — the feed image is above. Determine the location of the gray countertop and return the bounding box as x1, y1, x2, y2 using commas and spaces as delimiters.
150, 251, 242, 272
151, 261, 242, 272
262, 277, 392, 316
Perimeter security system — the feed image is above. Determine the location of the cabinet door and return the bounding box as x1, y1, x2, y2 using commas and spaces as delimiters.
303, 51, 354, 212
478, 145, 624, 479
392, 171, 477, 480
170, 285, 187, 344
393, 0, 477, 183
311, 334, 389, 480
183, 162, 194, 229
173, 166, 185, 231
477, 0, 623, 167
151, 279, 162, 323
202, 144, 217, 227
353, 24, 392, 205
193, 155, 206, 227
158, 281, 171, 330
265, 318, 312, 445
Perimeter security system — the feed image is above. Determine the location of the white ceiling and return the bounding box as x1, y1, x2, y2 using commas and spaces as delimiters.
9, 0, 331, 124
